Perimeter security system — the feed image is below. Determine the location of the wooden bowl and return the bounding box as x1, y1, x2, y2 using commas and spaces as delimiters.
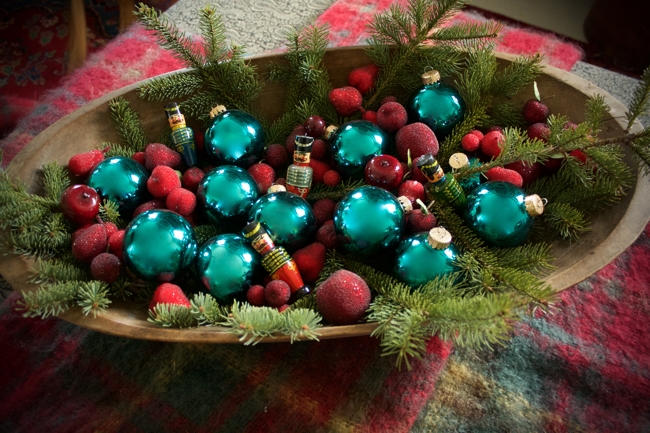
1, 47, 648, 343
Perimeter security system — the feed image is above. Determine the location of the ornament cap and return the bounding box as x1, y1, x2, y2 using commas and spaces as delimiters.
427, 227, 452, 249
267, 184, 287, 193
397, 196, 413, 215
324, 125, 338, 140
422, 69, 441, 85
449, 152, 469, 170
524, 194, 545, 216
209, 105, 227, 118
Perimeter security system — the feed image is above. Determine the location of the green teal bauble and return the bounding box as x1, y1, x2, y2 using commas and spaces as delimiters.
123, 210, 197, 281
394, 228, 459, 287
464, 181, 545, 247
333, 186, 405, 254
458, 157, 482, 193
204, 109, 265, 168
195, 234, 261, 304
248, 192, 316, 251
406, 71, 465, 140
197, 165, 259, 222
329, 120, 389, 179
87, 157, 149, 217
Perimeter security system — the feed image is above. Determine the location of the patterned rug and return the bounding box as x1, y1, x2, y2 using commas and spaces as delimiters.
0, 1, 648, 432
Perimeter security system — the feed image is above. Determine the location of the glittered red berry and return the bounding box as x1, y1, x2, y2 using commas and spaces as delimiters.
486, 125, 504, 134
569, 149, 588, 164
292, 242, 326, 284
316, 270, 371, 325
527, 123, 550, 142
60, 184, 101, 224
108, 229, 125, 260
248, 162, 276, 194
246, 284, 266, 307
361, 110, 378, 124
522, 98, 549, 124
71, 224, 92, 244
316, 220, 339, 250
485, 167, 524, 187
311, 139, 328, 161
90, 252, 122, 283
277, 304, 290, 313
469, 129, 484, 140
348, 63, 379, 95
148, 283, 191, 312
323, 170, 342, 187
480, 130, 505, 158
303, 115, 326, 138
103, 222, 118, 239
461, 133, 480, 152
132, 151, 146, 166
395, 122, 439, 161
264, 280, 291, 308
328, 86, 363, 117
377, 102, 408, 133
166, 188, 196, 217
147, 165, 181, 198
145, 143, 181, 171
397, 180, 425, 205
312, 198, 337, 226
181, 166, 205, 192
133, 199, 166, 218
265, 143, 290, 169
309, 158, 331, 184
381, 95, 398, 105
505, 160, 543, 186
72, 223, 107, 263
407, 209, 437, 234
68, 149, 105, 178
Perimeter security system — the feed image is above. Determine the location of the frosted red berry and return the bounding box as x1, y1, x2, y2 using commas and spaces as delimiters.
328, 86, 363, 117
480, 131, 505, 158
380, 96, 398, 105
68, 149, 105, 178
246, 284, 266, 307
133, 199, 166, 217
485, 167, 524, 187
147, 165, 181, 198
311, 139, 328, 160
71, 223, 107, 263
377, 102, 408, 133
265, 144, 290, 169
132, 151, 146, 166
312, 198, 337, 226
527, 123, 550, 142
108, 229, 125, 260
316, 270, 371, 325
309, 159, 330, 184
361, 110, 378, 124
166, 188, 196, 217
347, 64, 379, 95
90, 252, 122, 283
148, 283, 191, 312
461, 133, 480, 152
407, 209, 437, 234
323, 170, 342, 187
522, 98, 549, 124
292, 242, 327, 284
145, 143, 181, 171
248, 162, 276, 194
103, 221, 118, 239
505, 160, 543, 186
397, 180, 426, 205
395, 122, 439, 161
264, 280, 291, 308
181, 166, 205, 192
316, 220, 339, 250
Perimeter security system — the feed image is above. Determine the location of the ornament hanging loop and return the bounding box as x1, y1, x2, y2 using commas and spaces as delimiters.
209, 105, 227, 118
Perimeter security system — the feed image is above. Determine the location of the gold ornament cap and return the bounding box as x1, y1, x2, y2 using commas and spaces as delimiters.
449, 152, 469, 170
397, 196, 413, 215
267, 184, 287, 194
422, 70, 441, 85
524, 194, 545, 216
427, 227, 452, 250
324, 125, 338, 140
209, 105, 227, 119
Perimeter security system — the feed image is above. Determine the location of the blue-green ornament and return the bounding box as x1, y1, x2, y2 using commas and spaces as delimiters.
394, 227, 459, 287
327, 120, 389, 179
248, 191, 316, 251
333, 186, 405, 254
195, 234, 261, 304
464, 181, 545, 247
123, 210, 197, 282
204, 108, 265, 168
87, 156, 149, 217
197, 165, 259, 223
406, 70, 465, 140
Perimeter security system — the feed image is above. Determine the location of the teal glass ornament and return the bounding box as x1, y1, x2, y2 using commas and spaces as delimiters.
248, 191, 316, 251
394, 228, 459, 287
406, 70, 465, 140
333, 186, 405, 254
197, 165, 259, 222
195, 234, 261, 304
123, 210, 198, 282
87, 156, 149, 217
204, 108, 265, 168
464, 181, 545, 247
328, 120, 389, 179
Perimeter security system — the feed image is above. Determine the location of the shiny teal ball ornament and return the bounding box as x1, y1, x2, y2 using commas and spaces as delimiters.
406, 72, 465, 140
87, 156, 149, 217
248, 192, 316, 251
333, 186, 405, 254
464, 181, 543, 247
204, 109, 265, 168
195, 234, 261, 304
394, 230, 459, 287
197, 165, 259, 222
123, 210, 197, 282
329, 120, 389, 179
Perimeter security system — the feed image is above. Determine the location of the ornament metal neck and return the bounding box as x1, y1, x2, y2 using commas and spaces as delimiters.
209, 105, 227, 118
422, 70, 441, 85
524, 194, 545, 216
449, 152, 469, 170
397, 196, 413, 215
324, 125, 338, 140
427, 227, 452, 249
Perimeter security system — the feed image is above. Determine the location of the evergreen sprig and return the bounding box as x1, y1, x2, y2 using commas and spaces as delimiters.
108, 97, 149, 152
77, 281, 112, 318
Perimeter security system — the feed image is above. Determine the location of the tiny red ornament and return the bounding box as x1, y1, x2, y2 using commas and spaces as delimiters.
364, 154, 404, 190
522, 98, 549, 124
376, 102, 408, 132
60, 184, 101, 224
316, 270, 371, 325
246, 284, 266, 306
90, 252, 122, 283
303, 115, 326, 138
264, 279, 291, 307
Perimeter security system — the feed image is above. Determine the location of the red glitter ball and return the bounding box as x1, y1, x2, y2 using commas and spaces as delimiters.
316, 270, 371, 325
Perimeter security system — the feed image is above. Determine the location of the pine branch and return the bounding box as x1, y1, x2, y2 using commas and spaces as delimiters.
138, 70, 203, 102
148, 303, 196, 328
99, 199, 126, 228
41, 161, 70, 205
625, 66, 650, 132
108, 97, 149, 152
29, 257, 89, 284
190, 292, 228, 325
77, 281, 112, 318
198, 5, 228, 64
102, 142, 136, 158
17, 282, 79, 318
307, 179, 367, 202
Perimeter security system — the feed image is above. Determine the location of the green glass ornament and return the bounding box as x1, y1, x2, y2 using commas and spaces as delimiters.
327, 120, 389, 179
195, 234, 261, 304
394, 228, 459, 287
123, 210, 198, 281
197, 165, 259, 222
204, 109, 265, 168
464, 181, 545, 247
406, 70, 465, 139
248, 191, 316, 251
333, 185, 405, 254
87, 156, 149, 217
